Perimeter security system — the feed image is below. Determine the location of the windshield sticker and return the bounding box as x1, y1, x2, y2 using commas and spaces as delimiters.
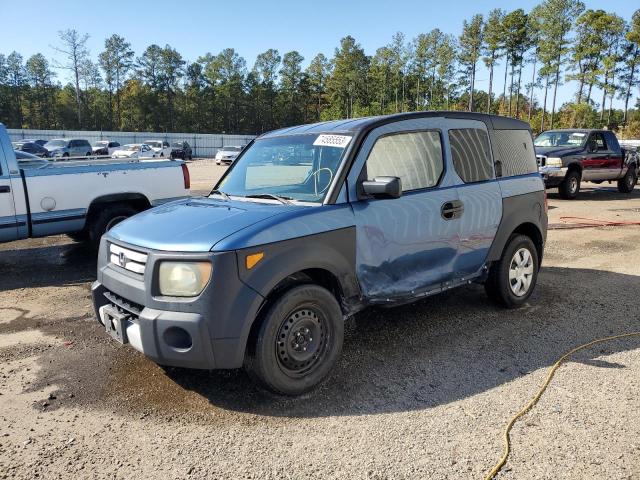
313, 134, 353, 148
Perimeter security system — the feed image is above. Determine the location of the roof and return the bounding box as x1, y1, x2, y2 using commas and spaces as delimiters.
259, 111, 531, 139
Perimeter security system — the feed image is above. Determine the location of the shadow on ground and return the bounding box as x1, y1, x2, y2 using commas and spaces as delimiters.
0, 238, 95, 291
154, 266, 640, 418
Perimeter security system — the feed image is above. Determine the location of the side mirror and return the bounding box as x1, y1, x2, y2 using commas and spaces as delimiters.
362, 176, 402, 199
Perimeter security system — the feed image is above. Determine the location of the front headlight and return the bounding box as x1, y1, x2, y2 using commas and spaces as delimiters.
546, 157, 563, 167
158, 261, 212, 297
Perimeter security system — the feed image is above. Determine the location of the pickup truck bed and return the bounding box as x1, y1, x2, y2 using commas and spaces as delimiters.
0, 123, 190, 244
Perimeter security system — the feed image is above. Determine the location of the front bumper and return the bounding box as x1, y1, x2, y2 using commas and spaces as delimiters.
91, 238, 265, 370
539, 166, 567, 187
93, 282, 216, 369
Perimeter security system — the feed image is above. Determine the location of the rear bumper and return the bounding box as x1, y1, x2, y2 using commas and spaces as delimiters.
539, 166, 567, 187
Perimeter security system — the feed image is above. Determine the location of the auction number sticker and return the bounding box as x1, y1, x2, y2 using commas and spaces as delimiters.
313, 134, 353, 148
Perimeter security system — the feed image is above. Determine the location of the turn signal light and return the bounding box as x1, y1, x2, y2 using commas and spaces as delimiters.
246, 252, 264, 270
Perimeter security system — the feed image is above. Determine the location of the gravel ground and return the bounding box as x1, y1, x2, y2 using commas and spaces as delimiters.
1, 167, 639, 479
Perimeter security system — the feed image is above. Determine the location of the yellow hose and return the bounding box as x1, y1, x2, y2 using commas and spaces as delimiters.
484, 331, 640, 480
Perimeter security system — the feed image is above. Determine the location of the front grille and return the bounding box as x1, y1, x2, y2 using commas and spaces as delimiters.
536, 155, 547, 167
109, 243, 148, 275
104, 290, 143, 318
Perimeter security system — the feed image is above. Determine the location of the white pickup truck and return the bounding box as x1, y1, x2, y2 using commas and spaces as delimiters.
0, 124, 190, 246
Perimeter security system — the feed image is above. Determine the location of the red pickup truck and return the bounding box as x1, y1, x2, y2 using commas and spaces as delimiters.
535, 129, 638, 199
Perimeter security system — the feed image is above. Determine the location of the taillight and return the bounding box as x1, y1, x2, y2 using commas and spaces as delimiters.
181, 163, 191, 190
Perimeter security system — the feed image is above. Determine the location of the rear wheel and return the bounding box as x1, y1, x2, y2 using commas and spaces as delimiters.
88, 203, 139, 246
558, 169, 581, 199
485, 234, 539, 308
245, 284, 343, 395
617, 165, 637, 193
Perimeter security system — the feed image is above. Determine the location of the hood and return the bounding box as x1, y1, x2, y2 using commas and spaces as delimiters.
534, 146, 584, 157
107, 197, 293, 252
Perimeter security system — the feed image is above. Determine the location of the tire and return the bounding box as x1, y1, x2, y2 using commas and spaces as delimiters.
244, 284, 344, 396
62, 152, 69, 157
617, 165, 637, 193
558, 169, 581, 199
88, 203, 139, 246
67, 230, 89, 242
485, 234, 539, 309
86, 151, 92, 157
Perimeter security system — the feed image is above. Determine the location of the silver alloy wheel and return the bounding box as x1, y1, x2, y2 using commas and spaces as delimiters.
509, 247, 534, 297
569, 176, 579, 194
105, 215, 128, 232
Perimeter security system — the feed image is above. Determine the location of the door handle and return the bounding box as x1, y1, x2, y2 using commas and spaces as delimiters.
0, 186, 10, 193
441, 200, 464, 220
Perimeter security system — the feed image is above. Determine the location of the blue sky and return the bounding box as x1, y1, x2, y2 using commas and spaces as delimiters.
0, 0, 637, 109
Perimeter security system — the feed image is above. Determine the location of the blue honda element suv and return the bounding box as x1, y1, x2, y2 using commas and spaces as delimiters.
93, 112, 547, 395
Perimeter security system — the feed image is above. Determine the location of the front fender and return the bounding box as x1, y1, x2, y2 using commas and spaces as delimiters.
236, 227, 360, 307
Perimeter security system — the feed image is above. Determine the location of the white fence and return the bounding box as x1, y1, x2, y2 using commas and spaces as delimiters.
8, 129, 256, 158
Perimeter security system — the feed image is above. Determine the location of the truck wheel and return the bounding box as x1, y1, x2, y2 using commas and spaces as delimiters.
88, 204, 138, 245
245, 284, 343, 396
617, 165, 636, 193
485, 234, 539, 309
67, 230, 89, 242
558, 170, 581, 199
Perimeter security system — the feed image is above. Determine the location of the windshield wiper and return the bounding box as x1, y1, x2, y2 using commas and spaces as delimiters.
244, 193, 293, 204
209, 189, 231, 201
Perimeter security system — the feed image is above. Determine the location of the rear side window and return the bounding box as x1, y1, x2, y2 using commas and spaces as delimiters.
492, 129, 538, 177
448, 128, 493, 183
366, 131, 444, 192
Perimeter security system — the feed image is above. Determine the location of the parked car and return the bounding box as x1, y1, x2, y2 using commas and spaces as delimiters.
44, 138, 93, 158
111, 144, 157, 159
12, 140, 49, 158
31, 139, 48, 147
92, 140, 121, 156
0, 123, 190, 247
535, 129, 638, 199
92, 112, 547, 396
170, 141, 192, 160
14, 150, 49, 168
145, 140, 172, 157
215, 146, 243, 165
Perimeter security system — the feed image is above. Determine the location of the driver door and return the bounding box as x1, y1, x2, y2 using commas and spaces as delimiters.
350, 125, 460, 301
0, 151, 18, 242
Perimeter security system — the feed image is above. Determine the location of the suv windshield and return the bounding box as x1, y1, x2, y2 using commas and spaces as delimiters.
45, 139, 67, 148
217, 134, 351, 203
534, 131, 587, 148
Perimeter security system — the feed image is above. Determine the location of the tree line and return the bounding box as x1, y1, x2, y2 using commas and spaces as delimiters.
1, 1, 639, 137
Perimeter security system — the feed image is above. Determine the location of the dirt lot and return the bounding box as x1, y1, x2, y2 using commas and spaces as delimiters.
1, 163, 639, 479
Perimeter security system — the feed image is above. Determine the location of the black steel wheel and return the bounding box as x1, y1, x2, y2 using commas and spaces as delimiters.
245, 284, 343, 395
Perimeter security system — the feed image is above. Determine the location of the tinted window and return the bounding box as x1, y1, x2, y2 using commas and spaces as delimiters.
448, 128, 493, 183
366, 131, 444, 192
604, 132, 620, 151
493, 129, 538, 177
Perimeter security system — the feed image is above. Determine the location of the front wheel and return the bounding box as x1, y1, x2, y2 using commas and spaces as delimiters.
558, 169, 581, 199
245, 285, 343, 395
617, 165, 637, 193
485, 234, 539, 308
